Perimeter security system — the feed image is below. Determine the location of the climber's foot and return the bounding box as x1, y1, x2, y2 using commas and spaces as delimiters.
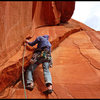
43, 83, 53, 95
43, 89, 53, 95
26, 82, 34, 91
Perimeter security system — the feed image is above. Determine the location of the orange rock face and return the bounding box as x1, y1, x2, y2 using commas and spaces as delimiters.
1, 19, 100, 99
0, 1, 75, 67
1, 1, 100, 99
0, 1, 33, 67
0, 1, 75, 95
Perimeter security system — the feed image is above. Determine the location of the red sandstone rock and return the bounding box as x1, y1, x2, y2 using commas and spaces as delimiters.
1, 19, 100, 99
0, 1, 75, 67
55, 1, 75, 23
0, 1, 75, 95
1, 1, 100, 99
0, 1, 33, 67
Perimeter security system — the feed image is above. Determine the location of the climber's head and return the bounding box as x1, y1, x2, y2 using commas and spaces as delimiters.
42, 35, 49, 40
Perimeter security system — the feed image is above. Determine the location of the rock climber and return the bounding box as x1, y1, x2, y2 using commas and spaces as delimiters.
25, 35, 53, 94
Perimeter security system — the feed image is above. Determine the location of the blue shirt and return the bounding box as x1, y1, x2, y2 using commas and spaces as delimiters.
28, 35, 51, 53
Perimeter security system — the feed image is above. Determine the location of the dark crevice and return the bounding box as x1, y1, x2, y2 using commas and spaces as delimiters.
32, 1, 37, 20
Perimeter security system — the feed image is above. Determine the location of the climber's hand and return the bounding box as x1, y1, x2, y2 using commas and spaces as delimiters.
25, 39, 29, 43
23, 39, 29, 46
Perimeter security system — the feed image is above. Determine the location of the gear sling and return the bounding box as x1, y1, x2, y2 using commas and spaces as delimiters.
30, 46, 52, 64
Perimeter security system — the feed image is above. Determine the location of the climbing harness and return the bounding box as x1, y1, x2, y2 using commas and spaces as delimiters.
30, 48, 52, 64
22, 43, 27, 99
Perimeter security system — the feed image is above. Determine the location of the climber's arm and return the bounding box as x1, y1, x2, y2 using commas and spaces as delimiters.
25, 37, 40, 46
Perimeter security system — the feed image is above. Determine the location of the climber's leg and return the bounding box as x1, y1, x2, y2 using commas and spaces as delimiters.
42, 62, 53, 94
26, 63, 39, 90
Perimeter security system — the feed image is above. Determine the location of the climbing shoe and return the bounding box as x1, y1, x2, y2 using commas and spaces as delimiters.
26, 83, 34, 91
43, 89, 53, 95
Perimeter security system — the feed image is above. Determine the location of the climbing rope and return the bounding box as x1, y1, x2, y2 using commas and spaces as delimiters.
22, 42, 27, 99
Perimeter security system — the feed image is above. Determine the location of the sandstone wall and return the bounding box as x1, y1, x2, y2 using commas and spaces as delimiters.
1, 19, 100, 99
0, 1, 75, 93
0, 1, 33, 66
0, 1, 75, 67
0, 1, 100, 99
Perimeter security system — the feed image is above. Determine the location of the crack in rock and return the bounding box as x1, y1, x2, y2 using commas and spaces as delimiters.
73, 41, 100, 71
63, 86, 74, 99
